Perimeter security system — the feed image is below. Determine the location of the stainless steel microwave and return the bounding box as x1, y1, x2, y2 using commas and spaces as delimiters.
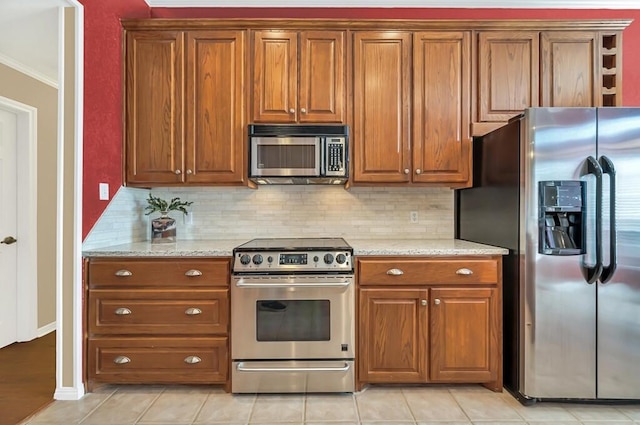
248, 124, 349, 184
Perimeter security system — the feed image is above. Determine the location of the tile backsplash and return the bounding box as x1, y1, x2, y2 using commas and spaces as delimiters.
83, 185, 454, 249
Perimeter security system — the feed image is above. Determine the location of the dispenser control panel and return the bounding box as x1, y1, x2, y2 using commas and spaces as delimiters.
539, 181, 586, 255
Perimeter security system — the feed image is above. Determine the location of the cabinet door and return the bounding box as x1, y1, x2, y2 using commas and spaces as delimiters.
353, 32, 412, 183
186, 31, 246, 184
430, 287, 500, 383
413, 31, 471, 185
252, 31, 298, 123
299, 31, 345, 123
541, 31, 599, 107
125, 31, 184, 185
477, 31, 539, 122
359, 288, 428, 383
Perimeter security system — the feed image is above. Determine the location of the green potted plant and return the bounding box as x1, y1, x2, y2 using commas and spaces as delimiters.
145, 193, 193, 243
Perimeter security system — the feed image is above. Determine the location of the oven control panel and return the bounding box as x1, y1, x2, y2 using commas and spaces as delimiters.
233, 250, 353, 273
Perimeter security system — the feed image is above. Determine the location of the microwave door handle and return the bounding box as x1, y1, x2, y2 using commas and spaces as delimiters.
319, 136, 325, 177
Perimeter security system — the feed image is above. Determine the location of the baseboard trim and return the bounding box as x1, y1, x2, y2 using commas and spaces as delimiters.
38, 322, 56, 337
54, 386, 85, 401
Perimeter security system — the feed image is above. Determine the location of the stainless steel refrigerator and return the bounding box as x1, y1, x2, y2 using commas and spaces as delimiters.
457, 107, 640, 403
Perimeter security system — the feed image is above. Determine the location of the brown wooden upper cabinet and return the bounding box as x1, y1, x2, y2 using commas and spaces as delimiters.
353, 31, 471, 187
124, 29, 246, 186
477, 31, 540, 122
252, 30, 346, 123
476, 30, 622, 131
540, 31, 599, 108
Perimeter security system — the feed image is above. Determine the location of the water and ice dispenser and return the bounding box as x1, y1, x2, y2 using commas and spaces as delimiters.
539, 181, 586, 255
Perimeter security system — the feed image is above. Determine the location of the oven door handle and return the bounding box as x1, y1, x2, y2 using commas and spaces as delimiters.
236, 362, 351, 372
235, 281, 352, 288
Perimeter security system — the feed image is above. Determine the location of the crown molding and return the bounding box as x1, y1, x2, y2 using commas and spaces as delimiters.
0, 52, 58, 89
143, 0, 640, 8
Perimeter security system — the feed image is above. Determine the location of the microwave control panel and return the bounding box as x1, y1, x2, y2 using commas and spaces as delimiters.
325, 137, 347, 176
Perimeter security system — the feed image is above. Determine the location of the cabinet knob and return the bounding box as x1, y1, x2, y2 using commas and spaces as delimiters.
184, 307, 202, 316
186, 169, 193, 175
300, 108, 307, 114
114, 307, 132, 315
421, 299, 427, 306
185, 269, 202, 277
456, 268, 474, 275
175, 169, 182, 175
434, 298, 441, 305
386, 268, 404, 276
404, 168, 410, 174
184, 355, 202, 364
289, 108, 295, 114
114, 356, 131, 365
415, 169, 422, 175
114, 269, 132, 277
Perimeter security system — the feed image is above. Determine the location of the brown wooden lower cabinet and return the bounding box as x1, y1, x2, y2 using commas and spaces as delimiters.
357, 256, 503, 391
84, 257, 231, 391
87, 336, 228, 384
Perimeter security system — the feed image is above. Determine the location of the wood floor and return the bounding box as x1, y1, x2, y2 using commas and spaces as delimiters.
0, 332, 55, 425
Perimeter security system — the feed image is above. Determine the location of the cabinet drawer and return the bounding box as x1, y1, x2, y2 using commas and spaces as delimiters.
357, 257, 499, 286
88, 289, 228, 335
88, 257, 230, 288
87, 337, 228, 384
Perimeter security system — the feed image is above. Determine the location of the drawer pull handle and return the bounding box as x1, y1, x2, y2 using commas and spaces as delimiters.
114, 356, 131, 365
386, 268, 404, 276
184, 356, 202, 364
185, 269, 203, 277
115, 307, 132, 315
434, 298, 441, 305
115, 269, 133, 277
456, 268, 473, 275
185, 307, 202, 315
421, 299, 427, 306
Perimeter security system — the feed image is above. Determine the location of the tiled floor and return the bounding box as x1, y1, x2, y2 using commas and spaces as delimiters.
22, 384, 640, 425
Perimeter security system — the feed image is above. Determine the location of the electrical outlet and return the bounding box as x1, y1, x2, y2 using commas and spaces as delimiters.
99, 183, 109, 200
410, 211, 418, 223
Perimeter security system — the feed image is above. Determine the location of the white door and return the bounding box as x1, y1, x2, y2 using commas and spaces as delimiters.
0, 107, 18, 348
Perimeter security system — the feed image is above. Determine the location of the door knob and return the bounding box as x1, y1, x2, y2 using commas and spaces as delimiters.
1, 236, 17, 245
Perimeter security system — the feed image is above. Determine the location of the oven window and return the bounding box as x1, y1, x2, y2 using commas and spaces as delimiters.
256, 300, 330, 341
256, 145, 317, 169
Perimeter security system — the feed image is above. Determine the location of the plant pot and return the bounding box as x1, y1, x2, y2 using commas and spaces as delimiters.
150, 212, 176, 243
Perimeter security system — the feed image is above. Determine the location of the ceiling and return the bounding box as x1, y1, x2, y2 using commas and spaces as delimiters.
0, 0, 638, 88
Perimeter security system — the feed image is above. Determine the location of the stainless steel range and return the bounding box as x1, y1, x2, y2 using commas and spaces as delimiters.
231, 238, 355, 393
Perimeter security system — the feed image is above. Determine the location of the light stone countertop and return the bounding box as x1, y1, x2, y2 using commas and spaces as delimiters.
82, 238, 507, 257
349, 239, 508, 256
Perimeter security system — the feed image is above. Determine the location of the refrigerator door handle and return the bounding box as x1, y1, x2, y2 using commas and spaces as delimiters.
581, 156, 603, 284
599, 155, 617, 283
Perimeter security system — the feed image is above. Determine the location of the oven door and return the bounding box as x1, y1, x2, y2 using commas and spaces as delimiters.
231, 275, 355, 360
250, 136, 321, 177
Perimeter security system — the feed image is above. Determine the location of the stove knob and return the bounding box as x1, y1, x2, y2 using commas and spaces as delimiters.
267, 256, 273, 263
313, 256, 319, 263
240, 254, 251, 265
324, 253, 334, 264
252, 254, 263, 265
336, 253, 347, 264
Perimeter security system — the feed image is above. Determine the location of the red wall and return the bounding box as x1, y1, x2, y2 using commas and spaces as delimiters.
81, 0, 150, 238
82, 6, 640, 239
